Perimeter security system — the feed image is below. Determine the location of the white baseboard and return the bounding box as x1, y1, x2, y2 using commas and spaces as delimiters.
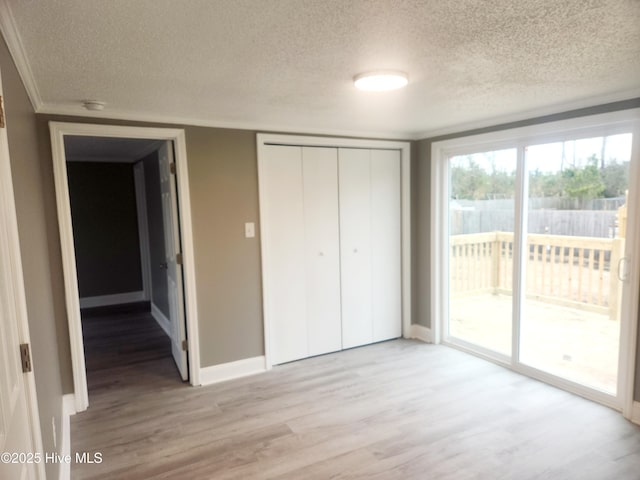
59, 394, 76, 480
79, 290, 145, 309
199, 356, 266, 386
150, 302, 171, 337
632, 401, 640, 426
410, 324, 433, 343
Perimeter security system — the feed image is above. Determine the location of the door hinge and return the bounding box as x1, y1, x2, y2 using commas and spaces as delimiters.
182, 339, 188, 351
170, 162, 176, 175
0, 96, 5, 128
176, 252, 183, 265
20, 343, 32, 373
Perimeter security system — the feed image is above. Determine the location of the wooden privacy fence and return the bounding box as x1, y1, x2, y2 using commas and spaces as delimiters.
450, 231, 624, 319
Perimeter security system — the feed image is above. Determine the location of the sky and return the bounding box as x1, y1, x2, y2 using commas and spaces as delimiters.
451, 133, 633, 174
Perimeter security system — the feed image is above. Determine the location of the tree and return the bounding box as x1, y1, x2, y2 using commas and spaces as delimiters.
562, 156, 605, 199
601, 160, 628, 198
450, 158, 490, 200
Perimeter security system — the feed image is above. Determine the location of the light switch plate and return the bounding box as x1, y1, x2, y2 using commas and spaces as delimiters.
245, 222, 255, 238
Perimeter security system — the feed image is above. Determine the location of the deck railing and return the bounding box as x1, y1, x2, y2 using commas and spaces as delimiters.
450, 231, 624, 319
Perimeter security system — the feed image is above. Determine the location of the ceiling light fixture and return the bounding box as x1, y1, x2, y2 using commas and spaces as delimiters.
82, 100, 106, 111
354, 71, 408, 91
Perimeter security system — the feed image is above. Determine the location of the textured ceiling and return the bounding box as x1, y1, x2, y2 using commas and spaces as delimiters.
4, 0, 640, 138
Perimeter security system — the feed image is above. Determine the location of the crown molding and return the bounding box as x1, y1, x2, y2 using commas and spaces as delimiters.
36, 102, 414, 141
0, 0, 43, 111
414, 89, 640, 141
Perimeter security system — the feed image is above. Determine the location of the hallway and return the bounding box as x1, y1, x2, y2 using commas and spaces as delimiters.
76, 305, 185, 402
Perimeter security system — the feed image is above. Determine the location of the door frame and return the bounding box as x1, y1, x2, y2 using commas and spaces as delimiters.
0, 76, 45, 479
431, 108, 640, 417
50, 122, 201, 412
257, 133, 411, 369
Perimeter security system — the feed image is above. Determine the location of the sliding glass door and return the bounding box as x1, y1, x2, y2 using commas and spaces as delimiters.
436, 110, 640, 409
448, 149, 516, 358
519, 134, 632, 396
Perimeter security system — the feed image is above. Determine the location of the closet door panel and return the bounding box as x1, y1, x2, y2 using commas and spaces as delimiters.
371, 149, 402, 341
302, 147, 342, 356
262, 145, 308, 364
338, 148, 373, 349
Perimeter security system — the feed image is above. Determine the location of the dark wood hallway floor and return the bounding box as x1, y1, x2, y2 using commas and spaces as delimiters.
71, 314, 640, 480
80, 305, 184, 398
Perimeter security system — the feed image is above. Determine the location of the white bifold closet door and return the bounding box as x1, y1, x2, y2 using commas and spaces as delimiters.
339, 148, 402, 348
262, 145, 341, 364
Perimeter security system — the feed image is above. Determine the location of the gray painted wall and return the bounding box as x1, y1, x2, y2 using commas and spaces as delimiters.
141, 150, 170, 317
0, 36, 64, 479
67, 161, 143, 298
185, 127, 264, 366
414, 98, 640, 401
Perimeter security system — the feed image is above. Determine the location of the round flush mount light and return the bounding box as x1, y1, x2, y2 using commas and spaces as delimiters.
353, 71, 408, 91
82, 100, 106, 111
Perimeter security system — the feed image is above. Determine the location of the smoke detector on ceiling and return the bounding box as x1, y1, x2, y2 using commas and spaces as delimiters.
82, 100, 106, 111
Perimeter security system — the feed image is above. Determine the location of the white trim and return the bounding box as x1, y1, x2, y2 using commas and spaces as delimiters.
631, 402, 640, 426
401, 145, 412, 341
257, 134, 411, 369
431, 108, 640, 412
410, 324, 432, 343
78, 291, 145, 309
50, 122, 202, 412
38, 103, 415, 141
199, 356, 266, 386
133, 162, 151, 302
29, 94, 640, 144
417, 90, 640, 139
58, 394, 75, 480
430, 143, 445, 345
150, 302, 171, 338
0, 0, 43, 111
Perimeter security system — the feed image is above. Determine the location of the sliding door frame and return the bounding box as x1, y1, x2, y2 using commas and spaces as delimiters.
431, 108, 640, 417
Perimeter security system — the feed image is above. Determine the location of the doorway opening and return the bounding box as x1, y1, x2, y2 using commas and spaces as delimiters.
50, 123, 201, 412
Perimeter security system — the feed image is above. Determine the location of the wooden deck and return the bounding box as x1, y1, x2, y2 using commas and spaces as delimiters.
71, 310, 640, 479
450, 294, 619, 394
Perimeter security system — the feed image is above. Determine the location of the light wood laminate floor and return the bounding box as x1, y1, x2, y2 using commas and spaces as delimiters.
72, 310, 640, 479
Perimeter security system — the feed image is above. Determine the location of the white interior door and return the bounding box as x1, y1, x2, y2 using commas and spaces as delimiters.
262, 145, 308, 364
159, 142, 188, 380
302, 147, 342, 356
0, 74, 39, 478
339, 148, 373, 349
370, 149, 402, 342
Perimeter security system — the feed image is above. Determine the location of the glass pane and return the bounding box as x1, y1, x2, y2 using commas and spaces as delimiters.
448, 149, 517, 356
520, 133, 632, 394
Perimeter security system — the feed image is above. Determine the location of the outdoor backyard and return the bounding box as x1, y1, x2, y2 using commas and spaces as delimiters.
449, 194, 628, 395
